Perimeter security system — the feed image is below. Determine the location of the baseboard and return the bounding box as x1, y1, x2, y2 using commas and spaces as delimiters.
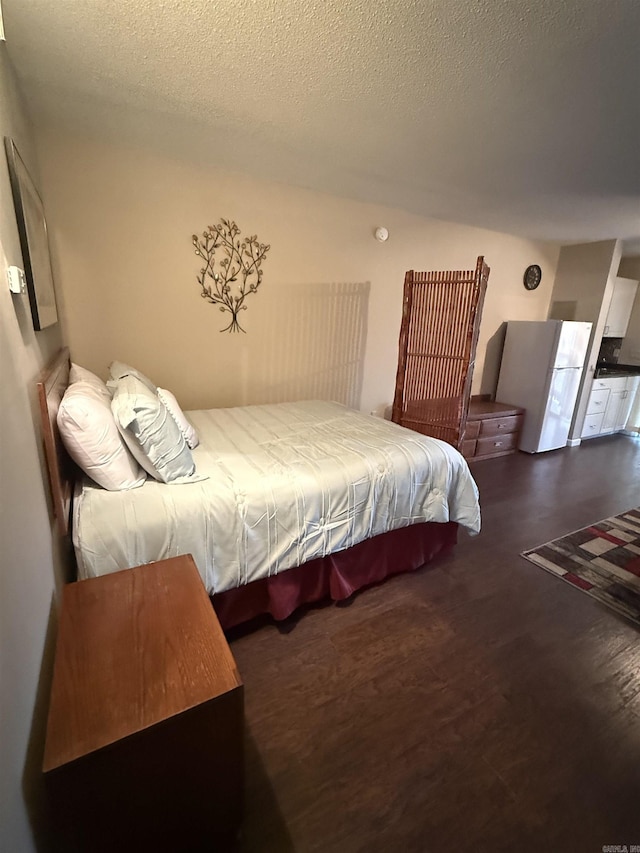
566, 438, 582, 447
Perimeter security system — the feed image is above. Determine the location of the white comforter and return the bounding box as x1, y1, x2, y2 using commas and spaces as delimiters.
74, 401, 480, 593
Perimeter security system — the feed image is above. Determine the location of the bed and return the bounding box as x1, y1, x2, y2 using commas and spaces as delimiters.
39, 348, 481, 629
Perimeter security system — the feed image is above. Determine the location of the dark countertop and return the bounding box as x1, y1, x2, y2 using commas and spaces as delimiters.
595, 362, 640, 378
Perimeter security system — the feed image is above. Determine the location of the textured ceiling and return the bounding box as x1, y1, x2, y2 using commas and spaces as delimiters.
4, 0, 640, 251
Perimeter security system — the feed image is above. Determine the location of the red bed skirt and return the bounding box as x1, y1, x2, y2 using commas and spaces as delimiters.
212, 521, 458, 630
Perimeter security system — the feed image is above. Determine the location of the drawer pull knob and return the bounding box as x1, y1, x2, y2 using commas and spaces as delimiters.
494, 441, 503, 447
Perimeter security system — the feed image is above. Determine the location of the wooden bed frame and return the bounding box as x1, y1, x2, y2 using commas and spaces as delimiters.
38, 348, 459, 628
37, 347, 75, 537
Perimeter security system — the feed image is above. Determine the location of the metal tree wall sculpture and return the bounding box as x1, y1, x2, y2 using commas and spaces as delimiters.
192, 218, 270, 333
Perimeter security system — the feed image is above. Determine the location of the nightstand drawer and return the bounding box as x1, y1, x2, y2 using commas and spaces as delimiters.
44, 556, 244, 851
461, 438, 477, 458
464, 419, 481, 440
479, 414, 522, 438
476, 432, 518, 456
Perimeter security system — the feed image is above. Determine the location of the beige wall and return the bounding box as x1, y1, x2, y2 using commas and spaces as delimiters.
36, 129, 559, 416
619, 256, 640, 280
0, 47, 65, 853
622, 259, 640, 429
618, 257, 640, 365
548, 240, 622, 440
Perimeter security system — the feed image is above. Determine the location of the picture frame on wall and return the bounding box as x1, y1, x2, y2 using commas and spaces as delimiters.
4, 137, 58, 330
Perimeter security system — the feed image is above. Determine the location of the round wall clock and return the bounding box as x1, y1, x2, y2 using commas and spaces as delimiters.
523, 264, 542, 291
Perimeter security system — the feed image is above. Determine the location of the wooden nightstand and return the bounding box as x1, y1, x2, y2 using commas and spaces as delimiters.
43, 555, 243, 852
462, 399, 525, 461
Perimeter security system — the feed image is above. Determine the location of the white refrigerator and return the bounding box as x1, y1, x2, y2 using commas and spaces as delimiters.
496, 320, 592, 453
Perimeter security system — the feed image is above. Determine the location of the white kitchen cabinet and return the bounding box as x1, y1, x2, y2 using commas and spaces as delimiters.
582, 384, 610, 438
586, 387, 609, 415
581, 412, 606, 438
602, 376, 639, 432
603, 277, 638, 338
602, 389, 627, 432
582, 376, 639, 438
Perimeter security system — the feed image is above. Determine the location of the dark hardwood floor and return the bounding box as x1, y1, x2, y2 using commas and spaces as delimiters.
230, 434, 640, 853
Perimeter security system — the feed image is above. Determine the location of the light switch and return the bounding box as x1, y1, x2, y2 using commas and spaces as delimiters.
7, 266, 26, 294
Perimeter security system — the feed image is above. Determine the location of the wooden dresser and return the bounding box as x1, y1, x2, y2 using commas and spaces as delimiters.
43, 555, 243, 852
462, 399, 524, 462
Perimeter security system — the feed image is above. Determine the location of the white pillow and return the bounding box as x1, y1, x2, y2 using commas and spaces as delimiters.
70, 363, 110, 400
157, 388, 199, 449
109, 360, 157, 394
110, 375, 204, 484
57, 381, 146, 491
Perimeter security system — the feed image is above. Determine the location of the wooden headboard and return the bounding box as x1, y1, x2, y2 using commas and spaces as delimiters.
37, 347, 76, 537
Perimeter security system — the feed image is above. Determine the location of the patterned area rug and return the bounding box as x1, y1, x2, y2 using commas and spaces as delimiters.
521, 508, 640, 626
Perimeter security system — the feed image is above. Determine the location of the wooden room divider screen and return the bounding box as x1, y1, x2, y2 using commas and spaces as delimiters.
392, 256, 489, 450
